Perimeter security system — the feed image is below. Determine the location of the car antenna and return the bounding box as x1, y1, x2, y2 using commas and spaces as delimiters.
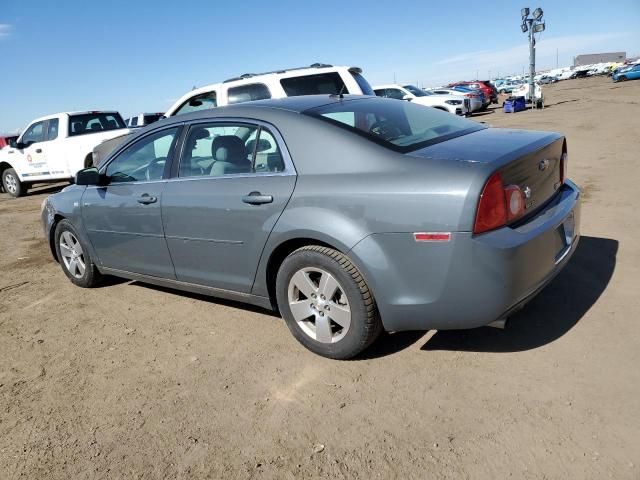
330, 84, 346, 99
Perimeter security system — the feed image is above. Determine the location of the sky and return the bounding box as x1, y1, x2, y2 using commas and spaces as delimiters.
0, 0, 638, 132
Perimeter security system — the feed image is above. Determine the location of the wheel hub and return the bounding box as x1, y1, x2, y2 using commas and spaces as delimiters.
288, 267, 351, 344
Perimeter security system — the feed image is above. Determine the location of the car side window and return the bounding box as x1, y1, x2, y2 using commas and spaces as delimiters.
280, 72, 349, 96
251, 129, 285, 173
21, 121, 45, 145
179, 124, 257, 178
227, 83, 271, 105
46, 119, 59, 141
385, 88, 406, 100
174, 91, 218, 116
106, 128, 179, 183
179, 124, 286, 178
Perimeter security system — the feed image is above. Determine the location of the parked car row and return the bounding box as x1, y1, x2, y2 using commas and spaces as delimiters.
372, 84, 472, 115
612, 63, 640, 82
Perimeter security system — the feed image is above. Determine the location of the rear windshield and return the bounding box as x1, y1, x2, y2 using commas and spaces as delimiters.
304, 98, 485, 153
280, 72, 349, 96
68, 113, 126, 136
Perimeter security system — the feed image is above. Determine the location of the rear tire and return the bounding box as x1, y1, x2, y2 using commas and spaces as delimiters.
619, 76, 627, 82
2, 168, 26, 197
54, 220, 102, 288
276, 246, 382, 359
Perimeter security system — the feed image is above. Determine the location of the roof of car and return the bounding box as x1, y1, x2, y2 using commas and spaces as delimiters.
159, 94, 372, 124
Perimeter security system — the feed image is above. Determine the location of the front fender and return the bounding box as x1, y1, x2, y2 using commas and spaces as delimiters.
41, 185, 97, 264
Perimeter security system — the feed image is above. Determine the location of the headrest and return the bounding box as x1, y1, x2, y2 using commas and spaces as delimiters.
211, 136, 247, 164
72, 122, 84, 133
246, 138, 272, 154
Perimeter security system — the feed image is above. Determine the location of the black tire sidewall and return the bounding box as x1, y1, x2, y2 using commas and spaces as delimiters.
276, 249, 373, 359
54, 220, 98, 287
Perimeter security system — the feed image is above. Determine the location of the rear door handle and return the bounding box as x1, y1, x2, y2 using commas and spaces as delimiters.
137, 194, 157, 205
242, 191, 273, 205
35, 148, 42, 153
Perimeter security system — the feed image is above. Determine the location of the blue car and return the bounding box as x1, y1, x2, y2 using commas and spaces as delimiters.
613, 64, 640, 82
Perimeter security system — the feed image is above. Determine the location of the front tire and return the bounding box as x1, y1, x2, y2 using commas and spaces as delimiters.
2, 168, 27, 197
54, 220, 102, 288
276, 246, 382, 359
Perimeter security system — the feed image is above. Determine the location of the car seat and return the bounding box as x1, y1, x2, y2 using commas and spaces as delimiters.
210, 136, 251, 176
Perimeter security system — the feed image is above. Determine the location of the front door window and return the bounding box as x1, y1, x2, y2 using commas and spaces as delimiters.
105, 128, 179, 182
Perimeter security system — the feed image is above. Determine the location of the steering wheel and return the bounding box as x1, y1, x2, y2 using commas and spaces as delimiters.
145, 157, 167, 181
369, 120, 403, 141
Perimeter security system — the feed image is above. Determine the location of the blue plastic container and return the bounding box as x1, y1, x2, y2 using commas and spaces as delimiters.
503, 96, 526, 113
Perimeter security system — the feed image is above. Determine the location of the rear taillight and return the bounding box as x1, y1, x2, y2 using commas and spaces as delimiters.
473, 172, 526, 234
474, 172, 506, 234
560, 141, 568, 184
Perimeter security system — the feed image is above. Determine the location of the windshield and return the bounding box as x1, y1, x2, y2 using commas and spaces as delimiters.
68, 113, 126, 136
304, 97, 485, 153
403, 85, 427, 97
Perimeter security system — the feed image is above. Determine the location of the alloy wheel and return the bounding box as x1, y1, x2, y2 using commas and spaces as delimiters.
59, 231, 86, 279
4, 173, 17, 195
287, 267, 351, 343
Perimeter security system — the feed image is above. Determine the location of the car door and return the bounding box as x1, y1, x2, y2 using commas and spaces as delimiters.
40, 118, 65, 177
82, 126, 182, 278
15, 120, 48, 179
162, 121, 296, 293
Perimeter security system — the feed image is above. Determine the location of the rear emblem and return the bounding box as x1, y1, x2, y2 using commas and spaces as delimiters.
523, 186, 532, 199
539, 159, 550, 171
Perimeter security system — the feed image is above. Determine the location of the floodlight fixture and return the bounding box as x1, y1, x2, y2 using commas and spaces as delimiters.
533, 7, 543, 19
533, 22, 545, 33
521, 7, 530, 17
521, 23, 528, 32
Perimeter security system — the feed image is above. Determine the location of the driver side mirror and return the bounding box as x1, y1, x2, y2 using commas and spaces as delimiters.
15, 141, 29, 149
402, 95, 413, 102
75, 167, 101, 186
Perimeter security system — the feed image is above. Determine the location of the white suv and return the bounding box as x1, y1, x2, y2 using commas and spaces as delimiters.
165, 63, 375, 117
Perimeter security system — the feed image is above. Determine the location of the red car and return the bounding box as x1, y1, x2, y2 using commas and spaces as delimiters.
0, 135, 18, 150
448, 81, 498, 105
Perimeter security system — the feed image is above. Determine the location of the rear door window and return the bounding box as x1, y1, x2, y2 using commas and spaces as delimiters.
280, 72, 349, 96
227, 83, 271, 105
68, 113, 125, 136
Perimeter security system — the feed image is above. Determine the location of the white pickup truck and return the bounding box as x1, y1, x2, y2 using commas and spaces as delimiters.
0, 111, 128, 197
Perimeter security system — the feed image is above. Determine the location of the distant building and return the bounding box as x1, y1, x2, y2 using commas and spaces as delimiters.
574, 52, 626, 66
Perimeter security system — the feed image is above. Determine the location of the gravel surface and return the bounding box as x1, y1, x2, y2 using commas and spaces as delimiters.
1, 75, 639, 479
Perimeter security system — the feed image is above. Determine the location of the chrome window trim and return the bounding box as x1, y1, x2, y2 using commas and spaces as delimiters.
173, 117, 297, 181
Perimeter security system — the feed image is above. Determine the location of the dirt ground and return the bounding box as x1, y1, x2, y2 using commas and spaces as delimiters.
1, 75, 639, 479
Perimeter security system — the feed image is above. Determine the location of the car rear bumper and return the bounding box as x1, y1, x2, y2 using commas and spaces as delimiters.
349, 180, 581, 331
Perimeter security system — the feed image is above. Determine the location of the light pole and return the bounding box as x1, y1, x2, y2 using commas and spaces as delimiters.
521, 7, 545, 103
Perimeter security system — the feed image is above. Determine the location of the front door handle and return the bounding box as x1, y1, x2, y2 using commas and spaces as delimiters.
35, 148, 42, 153
137, 194, 157, 205
242, 191, 273, 205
